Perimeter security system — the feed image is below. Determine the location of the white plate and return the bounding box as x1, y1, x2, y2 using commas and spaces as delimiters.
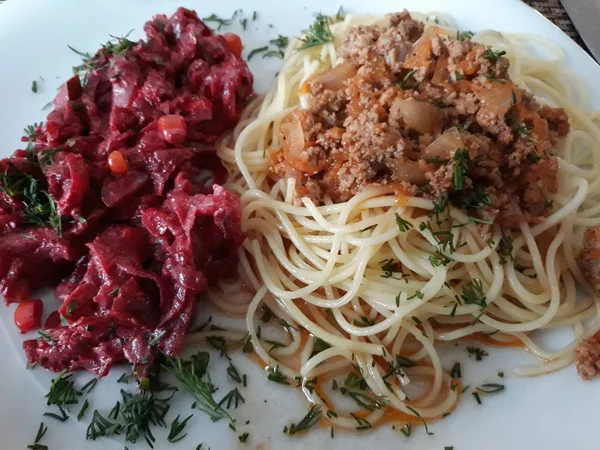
0, 0, 598, 449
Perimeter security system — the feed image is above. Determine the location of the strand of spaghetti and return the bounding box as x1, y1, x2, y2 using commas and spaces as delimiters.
479, 227, 565, 332
233, 107, 295, 189
521, 221, 550, 289
252, 252, 385, 354
210, 11, 600, 425
245, 289, 301, 380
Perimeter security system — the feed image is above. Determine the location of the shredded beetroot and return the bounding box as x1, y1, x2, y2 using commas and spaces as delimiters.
1, 7, 251, 376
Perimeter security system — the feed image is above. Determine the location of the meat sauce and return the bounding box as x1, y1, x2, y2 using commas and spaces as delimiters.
271, 11, 570, 228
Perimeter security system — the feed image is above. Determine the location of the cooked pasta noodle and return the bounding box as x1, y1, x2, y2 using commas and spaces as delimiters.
204, 12, 600, 427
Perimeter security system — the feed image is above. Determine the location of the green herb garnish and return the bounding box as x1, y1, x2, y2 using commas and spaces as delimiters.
203, 13, 234, 30
263, 49, 285, 59
430, 193, 449, 225
350, 413, 372, 431
270, 35, 289, 49
266, 365, 289, 385
458, 185, 492, 211
339, 387, 386, 411
69, 31, 135, 74
400, 422, 412, 436
466, 346, 489, 361
77, 399, 90, 421
86, 410, 122, 440
0, 168, 62, 235
298, 14, 334, 51
283, 405, 322, 434
406, 405, 433, 435
119, 389, 170, 447
248, 46, 268, 60
485, 73, 506, 84
167, 414, 193, 443
429, 251, 453, 267
380, 258, 402, 280
353, 316, 376, 327
31, 422, 48, 446
163, 352, 234, 424
397, 69, 417, 89
527, 152, 541, 163
460, 279, 487, 308
457, 30, 475, 41
344, 372, 367, 390
395, 213, 413, 232
148, 330, 166, 347
450, 362, 461, 379
498, 233, 513, 264
81, 378, 98, 394
219, 388, 246, 410
452, 148, 469, 191
311, 337, 331, 357
46, 370, 81, 408
477, 383, 505, 393
483, 47, 507, 61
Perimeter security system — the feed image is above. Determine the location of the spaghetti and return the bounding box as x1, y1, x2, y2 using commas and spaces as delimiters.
209, 11, 600, 428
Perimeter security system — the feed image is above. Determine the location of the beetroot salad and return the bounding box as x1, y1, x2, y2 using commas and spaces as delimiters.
0, 7, 252, 377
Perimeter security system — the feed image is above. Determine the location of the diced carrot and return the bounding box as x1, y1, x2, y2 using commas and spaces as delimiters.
108, 151, 128, 175
403, 26, 446, 71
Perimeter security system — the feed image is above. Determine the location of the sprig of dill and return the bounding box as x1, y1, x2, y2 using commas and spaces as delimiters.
298, 14, 334, 51
162, 352, 234, 424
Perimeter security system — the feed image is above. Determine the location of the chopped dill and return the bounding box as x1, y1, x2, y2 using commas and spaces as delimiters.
395, 213, 413, 232
483, 47, 507, 61
397, 70, 417, 89
498, 233, 514, 264
266, 365, 289, 385
283, 405, 322, 434
452, 148, 470, 191
298, 14, 334, 51
466, 346, 489, 361
459, 278, 487, 308
218, 388, 245, 409
247, 46, 268, 60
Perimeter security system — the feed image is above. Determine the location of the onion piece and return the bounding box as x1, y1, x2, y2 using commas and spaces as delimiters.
422, 127, 464, 160
280, 119, 326, 175
431, 56, 450, 88
306, 63, 357, 92
280, 120, 306, 162
476, 80, 522, 118
392, 159, 428, 185
396, 98, 442, 135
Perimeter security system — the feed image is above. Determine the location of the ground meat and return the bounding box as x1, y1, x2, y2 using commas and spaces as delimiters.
451, 92, 480, 115
426, 164, 454, 196
342, 11, 423, 67
539, 105, 570, 139
575, 335, 600, 380
388, 11, 424, 42
273, 11, 569, 225
580, 227, 600, 294
339, 25, 381, 66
